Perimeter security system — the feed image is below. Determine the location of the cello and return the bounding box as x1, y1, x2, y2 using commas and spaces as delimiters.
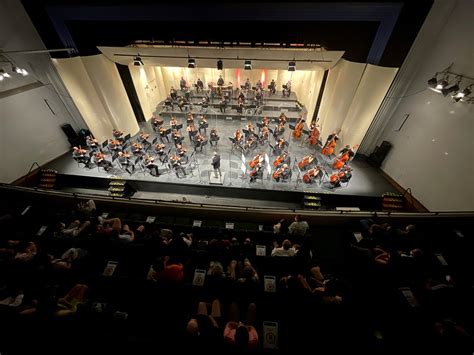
332, 144, 358, 169
273, 152, 289, 168
321, 130, 340, 156
273, 164, 289, 181
303, 166, 322, 184
249, 154, 264, 169
308, 124, 320, 146
298, 154, 316, 170
293, 117, 305, 139
330, 167, 352, 187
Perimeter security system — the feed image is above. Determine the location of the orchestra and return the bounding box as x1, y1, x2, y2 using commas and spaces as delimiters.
71, 78, 358, 188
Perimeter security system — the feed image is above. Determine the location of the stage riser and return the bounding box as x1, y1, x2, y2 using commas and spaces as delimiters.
162, 102, 301, 112
56, 173, 384, 211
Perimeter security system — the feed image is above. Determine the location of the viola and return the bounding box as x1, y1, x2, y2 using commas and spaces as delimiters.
119, 151, 131, 158
249, 154, 263, 169
132, 143, 143, 151
303, 167, 321, 184
155, 143, 165, 152
298, 155, 315, 170
140, 132, 150, 140
309, 126, 320, 146
293, 119, 305, 139
110, 140, 121, 146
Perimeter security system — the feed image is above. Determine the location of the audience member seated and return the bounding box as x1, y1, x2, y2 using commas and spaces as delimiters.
149, 256, 184, 284
288, 215, 309, 237
271, 239, 297, 257
223, 302, 258, 352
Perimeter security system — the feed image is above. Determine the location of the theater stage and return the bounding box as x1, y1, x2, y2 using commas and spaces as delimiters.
46, 89, 397, 210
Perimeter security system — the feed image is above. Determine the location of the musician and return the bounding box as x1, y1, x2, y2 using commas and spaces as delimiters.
245, 122, 255, 139
303, 166, 323, 184
332, 145, 356, 170
330, 166, 352, 187
249, 153, 264, 169
244, 78, 251, 91
170, 87, 178, 100
243, 136, 257, 153
322, 130, 340, 156
236, 100, 244, 114
234, 129, 243, 143
282, 80, 292, 97
273, 151, 290, 168
196, 78, 204, 93
177, 96, 186, 112
219, 98, 227, 113
169, 154, 186, 177
249, 163, 263, 183
144, 155, 159, 176
198, 115, 208, 135
273, 138, 287, 156
255, 89, 263, 106
132, 142, 144, 156
273, 122, 285, 140
165, 96, 174, 110
184, 87, 191, 101
238, 91, 246, 102
211, 152, 221, 178
170, 116, 178, 130
112, 129, 123, 140
108, 139, 122, 151
86, 136, 98, 151
293, 116, 305, 139
176, 144, 188, 159
209, 128, 219, 146
186, 113, 194, 126
298, 153, 316, 171
256, 79, 263, 91
279, 113, 287, 126
159, 126, 170, 143
194, 133, 207, 152
259, 126, 270, 145
151, 116, 164, 133
262, 116, 270, 127
72, 146, 92, 168
273, 164, 290, 182
154, 143, 166, 155
308, 123, 320, 146
217, 75, 224, 86
138, 131, 150, 145
94, 152, 113, 172
118, 151, 135, 175
179, 77, 186, 91
172, 129, 183, 146
187, 123, 197, 141
200, 96, 210, 111
269, 79, 276, 95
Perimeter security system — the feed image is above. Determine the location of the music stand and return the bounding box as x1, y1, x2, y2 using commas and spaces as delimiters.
289, 124, 296, 130
175, 124, 183, 130
302, 129, 310, 135
124, 133, 131, 142
152, 137, 158, 145
102, 140, 108, 149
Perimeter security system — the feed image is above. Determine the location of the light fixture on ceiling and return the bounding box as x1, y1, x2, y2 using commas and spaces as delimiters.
188, 58, 196, 68
217, 59, 223, 70
244, 60, 252, 70
288, 61, 296, 72
0, 69, 11, 79
12, 66, 28, 76
452, 86, 472, 102
441, 83, 459, 97
133, 56, 144, 66
427, 67, 473, 103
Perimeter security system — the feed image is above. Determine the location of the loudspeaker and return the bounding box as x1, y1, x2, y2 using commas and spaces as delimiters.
61, 124, 82, 147
368, 141, 392, 167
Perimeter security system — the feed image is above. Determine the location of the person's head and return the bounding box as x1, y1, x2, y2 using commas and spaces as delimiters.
405, 224, 416, 234
186, 318, 199, 336
295, 214, 302, 222
282, 239, 292, 250
234, 324, 250, 350
214, 151, 218, 156
410, 248, 423, 259
209, 261, 224, 277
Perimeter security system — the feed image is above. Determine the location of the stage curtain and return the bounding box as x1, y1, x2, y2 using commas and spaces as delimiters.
53, 55, 139, 142
318, 59, 397, 152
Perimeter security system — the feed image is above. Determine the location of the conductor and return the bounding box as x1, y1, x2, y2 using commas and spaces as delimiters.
211, 152, 221, 178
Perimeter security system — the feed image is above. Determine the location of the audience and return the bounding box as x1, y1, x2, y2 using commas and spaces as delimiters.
288, 215, 309, 236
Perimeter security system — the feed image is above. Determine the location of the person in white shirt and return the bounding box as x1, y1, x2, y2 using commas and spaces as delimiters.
288, 215, 309, 236
271, 239, 297, 257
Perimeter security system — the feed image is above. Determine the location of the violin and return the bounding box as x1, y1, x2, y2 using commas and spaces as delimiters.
94, 152, 106, 161
196, 134, 205, 143
309, 124, 320, 146
293, 118, 305, 139
298, 154, 315, 170
303, 167, 321, 184
110, 139, 121, 147
249, 154, 264, 169
246, 123, 254, 132
118, 151, 131, 158
144, 155, 155, 164
132, 143, 143, 151
140, 132, 150, 141
154, 143, 165, 152
234, 130, 242, 141
112, 130, 123, 137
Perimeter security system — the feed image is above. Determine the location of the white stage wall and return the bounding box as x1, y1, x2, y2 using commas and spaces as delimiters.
318, 59, 398, 151
54, 55, 139, 142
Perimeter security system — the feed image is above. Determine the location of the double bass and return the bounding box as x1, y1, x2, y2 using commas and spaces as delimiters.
298, 154, 316, 170
249, 154, 264, 169
293, 118, 305, 139
321, 131, 340, 156
303, 166, 322, 184
308, 124, 320, 146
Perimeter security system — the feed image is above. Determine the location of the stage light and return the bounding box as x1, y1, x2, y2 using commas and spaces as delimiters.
0, 75, 3, 81
244, 60, 252, 70
441, 83, 459, 97
428, 79, 448, 93
427, 76, 438, 87
133, 56, 144, 66
452, 87, 471, 102
188, 58, 196, 68
0, 69, 11, 79
288, 61, 296, 71
12, 66, 28, 76
217, 60, 223, 70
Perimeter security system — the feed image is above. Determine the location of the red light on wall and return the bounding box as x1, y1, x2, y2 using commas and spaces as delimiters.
261, 70, 266, 86
236, 68, 241, 87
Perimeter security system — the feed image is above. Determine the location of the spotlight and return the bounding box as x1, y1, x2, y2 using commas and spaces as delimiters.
133, 56, 144, 66
428, 79, 448, 93
20, 69, 28, 76
441, 83, 459, 97
188, 58, 196, 68
244, 60, 252, 70
217, 60, 223, 70
452, 87, 471, 102
288, 61, 296, 71
427, 76, 438, 87
0, 69, 11, 79
12, 66, 28, 76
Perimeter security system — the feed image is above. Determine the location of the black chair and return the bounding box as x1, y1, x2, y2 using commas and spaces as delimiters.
152, 137, 158, 145
289, 124, 296, 131
124, 133, 131, 142
176, 124, 183, 130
